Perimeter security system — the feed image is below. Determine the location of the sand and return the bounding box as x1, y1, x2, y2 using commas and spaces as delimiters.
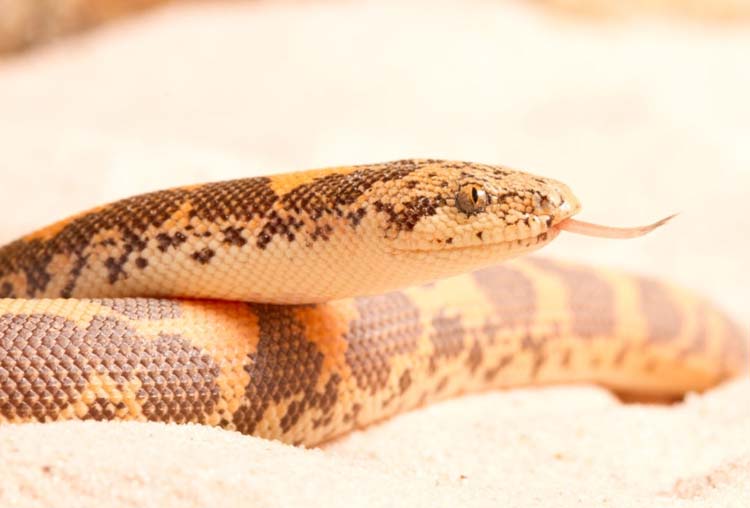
0, 1, 748, 506
538, 0, 750, 20
0, 0, 170, 54
2, 0, 750, 55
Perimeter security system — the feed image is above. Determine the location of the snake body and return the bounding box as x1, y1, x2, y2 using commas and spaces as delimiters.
0, 160, 745, 446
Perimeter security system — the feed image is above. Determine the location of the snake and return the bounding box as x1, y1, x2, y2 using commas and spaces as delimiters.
0, 159, 745, 446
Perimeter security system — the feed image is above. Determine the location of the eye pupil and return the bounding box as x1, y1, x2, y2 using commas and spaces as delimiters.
456, 185, 488, 214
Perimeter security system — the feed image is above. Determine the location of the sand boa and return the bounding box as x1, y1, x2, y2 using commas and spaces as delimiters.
0, 160, 744, 445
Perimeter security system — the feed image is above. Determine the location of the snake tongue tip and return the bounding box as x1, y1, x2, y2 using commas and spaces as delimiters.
557, 213, 678, 239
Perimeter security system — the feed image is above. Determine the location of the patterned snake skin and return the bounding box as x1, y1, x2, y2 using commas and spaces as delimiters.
0, 160, 745, 446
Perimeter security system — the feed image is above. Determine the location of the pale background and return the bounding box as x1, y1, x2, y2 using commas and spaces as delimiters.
0, 1, 748, 506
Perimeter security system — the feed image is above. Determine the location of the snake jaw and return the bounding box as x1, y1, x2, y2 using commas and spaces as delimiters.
386, 225, 569, 259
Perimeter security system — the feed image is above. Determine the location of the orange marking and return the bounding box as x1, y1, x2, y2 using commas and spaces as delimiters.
296, 301, 356, 380
268, 164, 361, 196
163, 201, 194, 230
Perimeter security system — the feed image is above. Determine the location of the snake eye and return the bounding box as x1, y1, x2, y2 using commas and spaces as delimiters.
456, 184, 488, 214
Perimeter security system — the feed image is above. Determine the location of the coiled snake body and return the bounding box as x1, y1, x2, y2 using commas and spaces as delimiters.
0, 160, 745, 446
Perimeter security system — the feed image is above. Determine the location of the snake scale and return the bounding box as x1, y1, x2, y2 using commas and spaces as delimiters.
0, 159, 745, 446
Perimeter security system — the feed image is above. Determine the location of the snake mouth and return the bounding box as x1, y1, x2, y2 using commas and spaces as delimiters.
404, 213, 675, 254
390, 225, 562, 255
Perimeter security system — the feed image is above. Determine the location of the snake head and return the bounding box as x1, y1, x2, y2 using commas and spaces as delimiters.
371, 160, 580, 273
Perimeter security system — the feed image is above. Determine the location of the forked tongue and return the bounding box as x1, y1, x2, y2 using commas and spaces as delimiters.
556, 214, 677, 239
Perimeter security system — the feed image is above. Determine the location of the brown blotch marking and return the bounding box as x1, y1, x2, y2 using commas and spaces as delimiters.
188, 177, 279, 222
310, 224, 333, 243
231, 304, 340, 435
521, 334, 549, 379
373, 194, 444, 232
191, 248, 215, 265
484, 354, 513, 382
95, 298, 183, 320
257, 160, 421, 249
637, 278, 682, 343
466, 340, 483, 374
344, 292, 422, 394
342, 402, 363, 424
283, 161, 420, 220
61, 254, 89, 298
612, 345, 628, 367
257, 232, 272, 248
104, 255, 129, 284
312, 411, 336, 431
472, 265, 536, 328
561, 347, 572, 368
528, 258, 616, 338
0, 282, 13, 298
83, 397, 120, 421
156, 232, 188, 253
398, 369, 412, 395
0, 176, 277, 297
346, 207, 367, 228
476, 231, 483, 240
222, 226, 247, 247
255, 210, 304, 249
428, 310, 466, 374
134, 257, 148, 269
300, 374, 341, 431
381, 392, 397, 408
0, 313, 220, 424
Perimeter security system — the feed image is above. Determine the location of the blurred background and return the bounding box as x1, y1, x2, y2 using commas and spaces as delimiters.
0, 0, 748, 322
